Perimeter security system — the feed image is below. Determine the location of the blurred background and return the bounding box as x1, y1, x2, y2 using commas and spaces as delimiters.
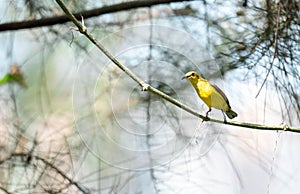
0, 0, 299, 193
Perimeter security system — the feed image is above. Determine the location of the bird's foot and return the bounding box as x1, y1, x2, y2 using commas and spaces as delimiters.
221, 111, 227, 123
202, 108, 212, 122
202, 116, 210, 122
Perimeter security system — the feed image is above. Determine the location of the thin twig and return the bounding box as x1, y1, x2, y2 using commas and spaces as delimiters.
255, 2, 281, 98
55, 0, 300, 133
35, 156, 90, 194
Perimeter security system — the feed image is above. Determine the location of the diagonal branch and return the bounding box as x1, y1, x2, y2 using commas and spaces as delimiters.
0, 0, 192, 32
55, 0, 300, 133
0, 187, 11, 194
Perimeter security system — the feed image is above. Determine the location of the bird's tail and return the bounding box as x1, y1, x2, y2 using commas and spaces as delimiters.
225, 109, 238, 119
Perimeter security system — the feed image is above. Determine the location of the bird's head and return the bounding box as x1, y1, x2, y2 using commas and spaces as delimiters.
181, 71, 201, 82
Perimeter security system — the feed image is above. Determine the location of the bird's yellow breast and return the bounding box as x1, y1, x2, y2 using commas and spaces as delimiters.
196, 80, 213, 107
192, 80, 229, 111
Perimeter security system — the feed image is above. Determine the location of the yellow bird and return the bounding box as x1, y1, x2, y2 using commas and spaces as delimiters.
182, 71, 237, 121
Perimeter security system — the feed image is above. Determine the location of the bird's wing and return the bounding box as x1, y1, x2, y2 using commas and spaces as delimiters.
211, 83, 231, 108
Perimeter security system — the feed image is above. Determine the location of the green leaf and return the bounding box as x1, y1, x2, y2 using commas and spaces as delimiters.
0, 74, 11, 85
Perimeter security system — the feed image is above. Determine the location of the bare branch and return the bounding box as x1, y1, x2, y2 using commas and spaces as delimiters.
0, 0, 193, 32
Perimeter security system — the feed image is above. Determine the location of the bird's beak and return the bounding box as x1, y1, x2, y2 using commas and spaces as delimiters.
181, 76, 187, 80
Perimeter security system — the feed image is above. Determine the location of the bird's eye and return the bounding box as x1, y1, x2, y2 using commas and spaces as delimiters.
191, 73, 195, 76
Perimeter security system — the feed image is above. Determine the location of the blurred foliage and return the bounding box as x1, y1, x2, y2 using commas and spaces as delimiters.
212, 0, 300, 121
0, 64, 27, 87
